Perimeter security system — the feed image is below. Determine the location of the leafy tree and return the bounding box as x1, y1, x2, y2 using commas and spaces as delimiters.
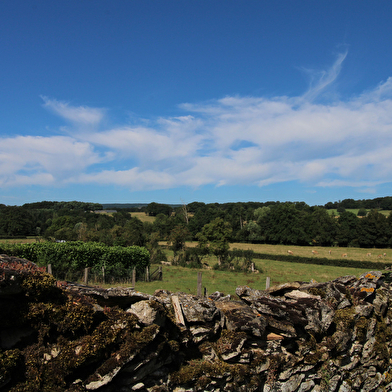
122, 217, 146, 246
357, 209, 389, 248
357, 208, 367, 217
146, 232, 167, 264
152, 213, 176, 239
309, 207, 337, 246
237, 221, 262, 243
340, 198, 358, 209
188, 204, 226, 238
260, 203, 309, 245
74, 222, 88, 241
187, 201, 206, 213
196, 218, 232, 264
145, 202, 173, 217
0, 206, 34, 236
44, 216, 78, 240
336, 211, 359, 247
167, 225, 190, 262
254, 206, 270, 223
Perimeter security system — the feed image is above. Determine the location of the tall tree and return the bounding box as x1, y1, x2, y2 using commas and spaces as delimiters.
357, 209, 389, 248
260, 203, 309, 245
309, 207, 337, 246
196, 218, 232, 264
336, 211, 359, 247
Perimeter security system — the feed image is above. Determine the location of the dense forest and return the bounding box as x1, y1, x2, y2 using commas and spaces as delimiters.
1, 197, 392, 249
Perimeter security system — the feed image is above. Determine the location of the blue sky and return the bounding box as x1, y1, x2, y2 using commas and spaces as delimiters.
2, 1, 392, 206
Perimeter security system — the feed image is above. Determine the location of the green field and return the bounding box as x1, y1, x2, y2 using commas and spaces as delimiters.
327, 209, 391, 216
132, 260, 371, 297
130, 211, 156, 223
133, 242, 384, 297
1, 238, 387, 297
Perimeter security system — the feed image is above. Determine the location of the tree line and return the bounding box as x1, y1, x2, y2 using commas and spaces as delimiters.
1, 198, 392, 250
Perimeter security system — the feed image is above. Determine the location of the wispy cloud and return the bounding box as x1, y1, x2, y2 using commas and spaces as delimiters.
41, 96, 105, 126
301, 50, 348, 101
2, 52, 392, 195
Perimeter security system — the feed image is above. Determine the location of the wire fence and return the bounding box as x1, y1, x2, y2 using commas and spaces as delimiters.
47, 264, 162, 286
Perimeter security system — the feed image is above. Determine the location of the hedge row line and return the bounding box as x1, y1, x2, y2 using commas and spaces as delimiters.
249, 251, 391, 270
0, 241, 150, 278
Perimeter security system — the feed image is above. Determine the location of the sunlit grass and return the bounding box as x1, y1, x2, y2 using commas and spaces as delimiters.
132, 260, 370, 298
130, 211, 156, 223
131, 241, 387, 297
0, 237, 41, 244
184, 242, 392, 263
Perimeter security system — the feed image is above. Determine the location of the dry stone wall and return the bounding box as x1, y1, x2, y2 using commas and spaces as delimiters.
1, 254, 392, 391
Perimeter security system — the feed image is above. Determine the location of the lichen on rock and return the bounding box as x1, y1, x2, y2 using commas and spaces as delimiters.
2, 256, 392, 391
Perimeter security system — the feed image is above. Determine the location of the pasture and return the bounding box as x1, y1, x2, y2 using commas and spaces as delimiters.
132, 259, 371, 297
1, 238, 388, 297
137, 242, 389, 297
130, 211, 156, 223
183, 241, 392, 263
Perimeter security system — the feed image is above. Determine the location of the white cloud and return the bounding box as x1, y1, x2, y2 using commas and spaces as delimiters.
0, 136, 101, 186
2, 52, 392, 195
41, 96, 105, 125
75, 168, 175, 191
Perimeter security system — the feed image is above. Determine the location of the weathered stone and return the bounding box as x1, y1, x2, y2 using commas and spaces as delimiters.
297, 379, 315, 392
337, 380, 353, 392
127, 300, 166, 326
361, 372, 383, 391
215, 300, 267, 337
279, 373, 304, 392
65, 282, 153, 308
3, 258, 392, 392
178, 294, 219, 323
284, 290, 320, 300
328, 374, 341, 391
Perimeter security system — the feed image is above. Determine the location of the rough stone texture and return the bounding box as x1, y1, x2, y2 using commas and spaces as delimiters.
2, 257, 392, 391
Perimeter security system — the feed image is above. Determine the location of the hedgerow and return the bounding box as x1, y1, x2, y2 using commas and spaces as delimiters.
0, 241, 150, 277
250, 251, 390, 270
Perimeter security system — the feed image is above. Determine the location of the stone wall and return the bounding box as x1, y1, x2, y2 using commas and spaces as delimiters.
1, 254, 392, 391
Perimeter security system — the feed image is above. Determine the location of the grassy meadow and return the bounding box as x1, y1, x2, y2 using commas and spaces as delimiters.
133, 259, 371, 297
1, 237, 388, 297
135, 242, 386, 297
183, 241, 392, 262
130, 211, 156, 223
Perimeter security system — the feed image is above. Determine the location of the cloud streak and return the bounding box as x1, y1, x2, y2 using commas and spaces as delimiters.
2, 53, 392, 196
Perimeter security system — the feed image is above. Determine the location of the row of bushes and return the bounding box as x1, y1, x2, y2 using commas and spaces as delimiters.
251, 252, 390, 270
0, 241, 150, 279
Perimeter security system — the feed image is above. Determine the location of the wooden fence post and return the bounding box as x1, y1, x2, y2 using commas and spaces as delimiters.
47, 264, 52, 275
145, 266, 149, 282
266, 276, 270, 289
102, 266, 105, 284
171, 295, 185, 326
159, 266, 162, 280
84, 268, 89, 285
132, 268, 136, 288
197, 271, 202, 297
